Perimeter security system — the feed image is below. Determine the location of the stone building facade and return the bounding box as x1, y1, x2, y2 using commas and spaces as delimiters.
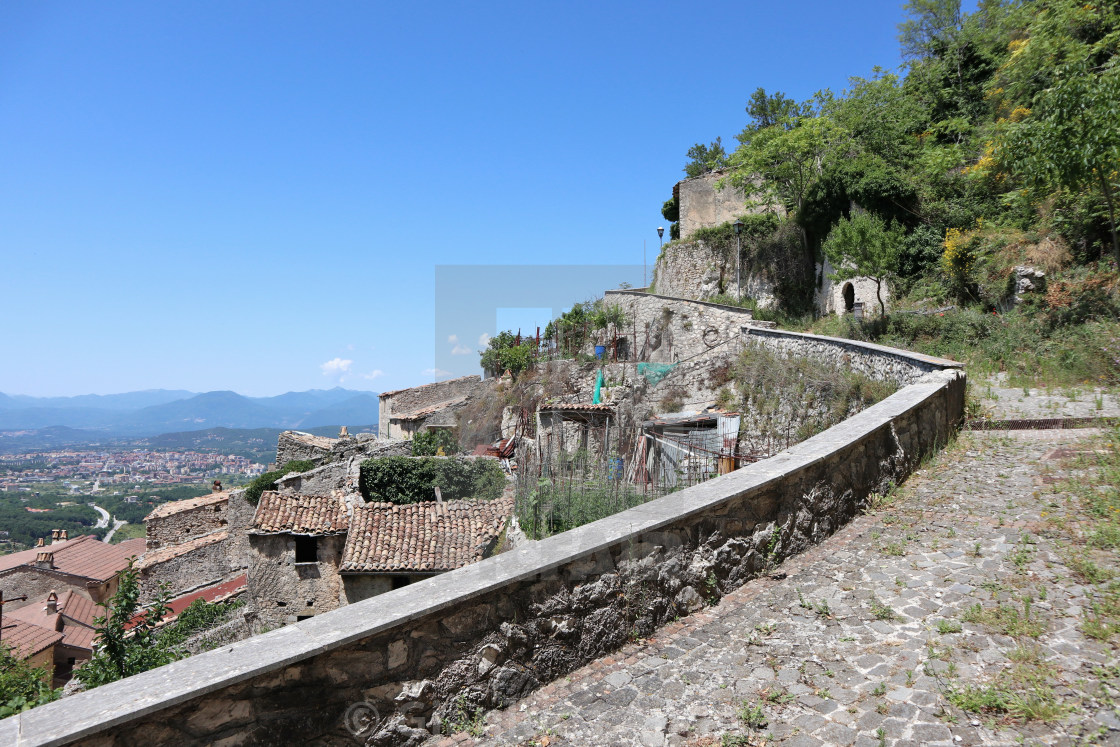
144, 492, 229, 550
247, 492, 350, 628
675, 171, 753, 238
378, 376, 490, 440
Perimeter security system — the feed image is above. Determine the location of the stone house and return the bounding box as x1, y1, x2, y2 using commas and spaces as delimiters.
339, 497, 514, 602
137, 491, 245, 604
378, 375, 489, 440
8, 589, 99, 685
247, 492, 350, 628
0, 533, 146, 611
0, 617, 63, 684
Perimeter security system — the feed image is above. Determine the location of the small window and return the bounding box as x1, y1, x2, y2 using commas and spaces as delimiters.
392, 576, 411, 590
294, 536, 317, 563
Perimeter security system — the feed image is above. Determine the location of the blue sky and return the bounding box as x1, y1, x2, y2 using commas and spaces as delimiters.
2, 1, 920, 397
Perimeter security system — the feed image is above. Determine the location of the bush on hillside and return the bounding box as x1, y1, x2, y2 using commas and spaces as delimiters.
244, 459, 316, 506
359, 456, 505, 504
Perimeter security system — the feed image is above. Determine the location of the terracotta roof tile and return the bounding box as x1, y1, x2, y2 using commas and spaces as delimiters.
251, 492, 349, 536
7, 590, 100, 653
137, 531, 227, 569
340, 497, 512, 574
144, 492, 228, 521
0, 535, 144, 583
0, 618, 63, 659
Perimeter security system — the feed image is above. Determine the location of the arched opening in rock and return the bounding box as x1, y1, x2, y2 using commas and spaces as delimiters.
842, 282, 855, 313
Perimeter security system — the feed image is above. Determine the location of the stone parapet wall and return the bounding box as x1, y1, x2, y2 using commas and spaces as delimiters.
744, 326, 961, 387
2, 336, 965, 747
602, 289, 756, 364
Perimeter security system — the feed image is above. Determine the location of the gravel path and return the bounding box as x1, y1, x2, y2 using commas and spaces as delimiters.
437, 428, 1119, 747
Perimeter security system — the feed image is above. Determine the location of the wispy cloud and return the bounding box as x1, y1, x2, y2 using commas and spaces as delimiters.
447, 334, 459, 344
362, 369, 384, 380
450, 344, 472, 355
478, 333, 491, 347
320, 358, 353, 377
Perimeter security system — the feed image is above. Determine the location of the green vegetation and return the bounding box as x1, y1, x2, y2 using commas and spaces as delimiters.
717, 344, 897, 452
516, 470, 655, 541
479, 330, 537, 378
664, 0, 1120, 384
243, 459, 316, 506
359, 456, 505, 504
0, 646, 59, 718
543, 298, 630, 358
410, 428, 459, 456
76, 561, 242, 690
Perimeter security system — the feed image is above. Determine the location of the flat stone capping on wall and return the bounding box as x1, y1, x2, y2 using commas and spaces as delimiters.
1, 338, 965, 747
744, 325, 963, 387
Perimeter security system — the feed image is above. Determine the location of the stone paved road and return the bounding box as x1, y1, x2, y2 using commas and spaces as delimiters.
433, 429, 1120, 747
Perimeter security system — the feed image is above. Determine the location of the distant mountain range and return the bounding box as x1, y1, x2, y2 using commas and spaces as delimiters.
0, 387, 381, 437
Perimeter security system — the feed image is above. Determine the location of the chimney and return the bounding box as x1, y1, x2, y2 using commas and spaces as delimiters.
45, 591, 58, 615
60, 529, 68, 541
35, 551, 54, 570
50, 529, 60, 544
36, 537, 44, 547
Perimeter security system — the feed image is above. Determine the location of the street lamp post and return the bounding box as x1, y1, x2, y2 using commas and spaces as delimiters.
657, 226, 664, 247
733, 219, 743, 304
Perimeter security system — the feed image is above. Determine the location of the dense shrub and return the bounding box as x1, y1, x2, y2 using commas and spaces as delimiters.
359, 457, 506, 504
411, 428, 459, 456
244, 459, 316, 506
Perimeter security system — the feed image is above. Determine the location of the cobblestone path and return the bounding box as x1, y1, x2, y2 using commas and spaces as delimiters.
436, 429, 1120, 747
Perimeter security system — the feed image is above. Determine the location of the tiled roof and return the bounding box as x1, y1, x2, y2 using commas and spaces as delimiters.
392, 396, 469, 422
145, 492, 228, 521
0, 618, 63, 659
251, 492, 349, 536
129, 574, 247, 630
340, 497, 512, 574
0, 535, 145, 583
7, 590, 100, 653
137, 531, 227, 569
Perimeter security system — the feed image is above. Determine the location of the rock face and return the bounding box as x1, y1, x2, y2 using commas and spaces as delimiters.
1013, 265, 1046, 304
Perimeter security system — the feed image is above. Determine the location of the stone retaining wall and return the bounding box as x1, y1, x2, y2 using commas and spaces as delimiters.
601, 289, 756, 364
1, 340, 964, 747
744, 326, 958, 386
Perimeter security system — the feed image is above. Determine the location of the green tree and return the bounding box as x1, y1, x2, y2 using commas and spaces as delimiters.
76, 560, 176, 689
898, 0, 963, 61
0, 646, 59, 718
411, 428, 459, 456
821, 210, 905, 316
684, 137, 730, 178
479, 331, 535, 378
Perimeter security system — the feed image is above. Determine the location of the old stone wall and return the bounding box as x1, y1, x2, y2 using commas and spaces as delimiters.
651, 239, 779, 308
276, 431, 334, 467
144, 494, 228, 550
136, 532, 233, 604
744, 327, 955, 386
379, 376, 486, 440
815, 257, 891, 316
247, 534, 346, 629
602, 289, 756, 364
224, 489, 255, 575
10, 343, 966, 747
677, 171, 751, 238
0, 568, 92, 612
